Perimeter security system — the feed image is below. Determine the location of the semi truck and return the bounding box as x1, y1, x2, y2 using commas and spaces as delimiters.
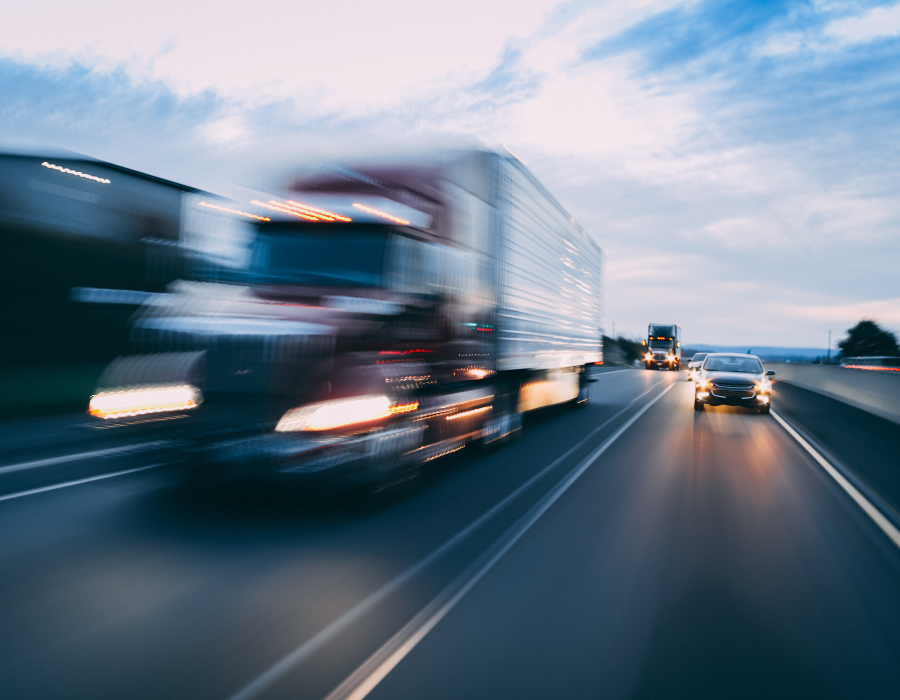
643, 323, 681, 370
87, 147, 604, 493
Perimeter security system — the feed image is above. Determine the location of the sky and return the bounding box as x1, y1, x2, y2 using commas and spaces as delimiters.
2, 0, 899, 348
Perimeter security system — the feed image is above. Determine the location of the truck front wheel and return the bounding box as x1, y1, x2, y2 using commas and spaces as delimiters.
482, 388, 523, 447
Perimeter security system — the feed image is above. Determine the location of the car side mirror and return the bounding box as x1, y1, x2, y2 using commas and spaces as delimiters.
766, 370, 775, 376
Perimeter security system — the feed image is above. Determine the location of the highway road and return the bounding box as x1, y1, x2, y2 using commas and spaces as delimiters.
2, 369, 900, 699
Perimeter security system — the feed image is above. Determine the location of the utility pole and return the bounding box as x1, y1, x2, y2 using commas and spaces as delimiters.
827, 330, 831, 364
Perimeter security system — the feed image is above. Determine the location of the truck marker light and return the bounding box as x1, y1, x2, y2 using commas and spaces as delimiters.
198, 201, 270, 221
389, 402, 419, 415
352, 203, 410, 225
446, 406, 491, 421
41, 161, 110, 184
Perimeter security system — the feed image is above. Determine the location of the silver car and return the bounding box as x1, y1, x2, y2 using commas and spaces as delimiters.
687, 352, 708, 380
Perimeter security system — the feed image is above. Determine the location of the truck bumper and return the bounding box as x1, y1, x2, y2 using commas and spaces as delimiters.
194, 423, 426, 489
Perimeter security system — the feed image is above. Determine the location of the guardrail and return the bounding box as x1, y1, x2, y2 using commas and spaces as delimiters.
767, 362, 900, 425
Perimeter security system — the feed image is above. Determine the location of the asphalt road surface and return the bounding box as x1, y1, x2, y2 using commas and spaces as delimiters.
2, 369, 899, 700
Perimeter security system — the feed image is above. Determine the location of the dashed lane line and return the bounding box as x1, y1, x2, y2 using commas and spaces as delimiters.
323, 382, 676, 700
226, 376, 675, 700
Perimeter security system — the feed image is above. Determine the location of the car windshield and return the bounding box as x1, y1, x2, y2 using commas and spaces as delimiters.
247, 226, 390, 287
692, 353, 708, 361
704, 356, 763, 373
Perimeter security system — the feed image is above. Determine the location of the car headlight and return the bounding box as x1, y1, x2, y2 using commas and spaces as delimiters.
275, 395, 418, 432
696, 378, 712, 390
89, 384, 201, 419
754, 381, 771, 393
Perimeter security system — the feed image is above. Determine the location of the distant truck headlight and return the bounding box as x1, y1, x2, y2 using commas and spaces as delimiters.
89, 384, 201, 419
275, 395, 418, 433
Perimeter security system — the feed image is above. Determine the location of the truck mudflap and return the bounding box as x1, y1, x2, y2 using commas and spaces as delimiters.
200, 422, 425, 487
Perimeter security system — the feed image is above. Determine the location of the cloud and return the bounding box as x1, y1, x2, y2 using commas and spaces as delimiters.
824, 2, 900, 44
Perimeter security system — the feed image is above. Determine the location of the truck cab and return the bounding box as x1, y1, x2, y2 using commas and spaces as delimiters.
643, 324, 681, 370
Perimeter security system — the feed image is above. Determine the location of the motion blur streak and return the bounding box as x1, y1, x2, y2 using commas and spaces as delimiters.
351, 203, 411, 225
251, 199, 319, 220
275, 396, 394, 432
197, 201, 271, 221
88, 385, 201, 419
41, 161, 110, 184
287, 201, 353, 221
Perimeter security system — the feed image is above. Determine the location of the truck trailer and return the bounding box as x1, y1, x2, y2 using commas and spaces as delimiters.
88, 147, 604, 492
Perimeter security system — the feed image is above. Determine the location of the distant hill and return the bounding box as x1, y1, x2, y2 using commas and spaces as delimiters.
683, 345, 828, 362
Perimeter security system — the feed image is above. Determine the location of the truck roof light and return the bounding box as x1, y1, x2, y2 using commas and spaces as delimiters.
198, 201, 271, 221
352, 203, 410, 225
286, 200, 352, 222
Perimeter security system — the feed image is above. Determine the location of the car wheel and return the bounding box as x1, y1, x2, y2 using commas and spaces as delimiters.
694, 398, 704, 411
759, 405, 770, 415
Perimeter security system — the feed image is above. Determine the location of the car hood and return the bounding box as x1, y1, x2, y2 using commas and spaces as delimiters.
704, 371, 761, 386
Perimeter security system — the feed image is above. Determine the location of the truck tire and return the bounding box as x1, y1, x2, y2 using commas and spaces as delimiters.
361, 423, 425, 498
482, 387, 523, 447
571, 370, 591, 409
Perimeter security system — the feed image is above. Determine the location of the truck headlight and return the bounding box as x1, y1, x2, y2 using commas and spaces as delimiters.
89, 384, 201, 419
275, 395, 418, 432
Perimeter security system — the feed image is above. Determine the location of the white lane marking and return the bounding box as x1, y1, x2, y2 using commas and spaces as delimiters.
0, 464, 164, 503
226, 376, 674, 700
0, 441, 169, 476
325, 382, 676, 700
772, 410, 900, 550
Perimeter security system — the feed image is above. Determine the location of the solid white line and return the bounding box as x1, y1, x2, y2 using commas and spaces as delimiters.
325, 382, 676, 700
0, 441, 169, 476
0, 464, 164, 503
772, 410, 900, 550
226, 376, 674, 700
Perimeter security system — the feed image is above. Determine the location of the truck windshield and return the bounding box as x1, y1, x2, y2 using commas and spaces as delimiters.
649, 340, 672, 348
249, 227, 389, 287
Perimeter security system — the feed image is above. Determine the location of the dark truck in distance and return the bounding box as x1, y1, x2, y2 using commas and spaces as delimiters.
642, 324, 681, 370
87, 147, 604, 493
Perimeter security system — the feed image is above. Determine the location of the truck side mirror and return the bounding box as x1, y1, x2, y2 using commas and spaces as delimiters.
642, 340, 646, 346
676, 341, 680, 348
766, 370, 775, 376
